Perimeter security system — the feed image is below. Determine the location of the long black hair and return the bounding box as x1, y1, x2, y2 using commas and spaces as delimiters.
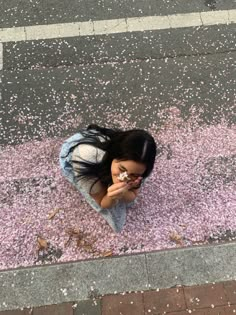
72, 124, 160, 191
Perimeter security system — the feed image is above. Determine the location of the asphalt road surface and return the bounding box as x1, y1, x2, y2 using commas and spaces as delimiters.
0, 0, 235, 145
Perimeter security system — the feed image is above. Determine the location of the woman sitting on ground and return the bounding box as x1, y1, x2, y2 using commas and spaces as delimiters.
59, 124, 158, 232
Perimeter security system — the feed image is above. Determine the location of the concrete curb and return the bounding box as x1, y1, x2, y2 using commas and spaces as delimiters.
1, 242, 236, 311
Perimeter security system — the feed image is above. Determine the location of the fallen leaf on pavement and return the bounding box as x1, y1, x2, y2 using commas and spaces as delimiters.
65, 228, 82, 247
169, 232, 183, 245
37, 236, 48, 250
77, 239, 94, 252
82, 244, 94, 253
48, 208, 62, 220
66, 227, 81, 237
101, 250, 113, 257
65, 227, 98, 253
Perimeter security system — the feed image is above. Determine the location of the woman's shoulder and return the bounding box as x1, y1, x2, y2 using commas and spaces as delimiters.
72, 143, 105, 163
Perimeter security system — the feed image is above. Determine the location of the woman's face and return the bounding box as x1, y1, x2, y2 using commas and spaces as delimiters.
111, 159, 146, 184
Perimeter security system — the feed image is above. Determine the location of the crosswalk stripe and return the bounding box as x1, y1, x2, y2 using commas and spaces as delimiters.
0, 9, 235, 43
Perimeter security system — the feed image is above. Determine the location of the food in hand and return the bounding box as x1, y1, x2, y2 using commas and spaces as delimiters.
117, 171, 131, 182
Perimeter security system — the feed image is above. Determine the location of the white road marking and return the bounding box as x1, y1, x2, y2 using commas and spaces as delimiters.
200, 10, 229, 25
0, 9, 235, 42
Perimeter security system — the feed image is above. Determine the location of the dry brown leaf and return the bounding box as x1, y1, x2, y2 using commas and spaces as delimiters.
66, 227, 81, 237
79, 239, 86, 246
83, 244, 94, 253
101, 250, 113, 257
65, 228, 82, 247
169, 232, 183, 245
77, 239, 95, 253
37, 236, 48, 250
65, 228, 74, 235
64, 235, 73, 247
76, 239, 82, 247
48, 208, 61, 220
73, 228, 81, 236
65, 227, 98, 253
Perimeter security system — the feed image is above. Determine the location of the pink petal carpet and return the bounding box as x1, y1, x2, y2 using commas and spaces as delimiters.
0, 107, 235, 270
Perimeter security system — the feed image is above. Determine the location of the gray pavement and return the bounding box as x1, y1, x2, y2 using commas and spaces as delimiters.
1, 242, 236, 311
1, 47, 235, 145
1, 4, 235, 145
3, 24, 236, 69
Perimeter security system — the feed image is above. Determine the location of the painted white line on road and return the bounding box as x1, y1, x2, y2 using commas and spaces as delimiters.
0, 9, 235, 42
200, 10, 229, 25
168, 12, 202, 28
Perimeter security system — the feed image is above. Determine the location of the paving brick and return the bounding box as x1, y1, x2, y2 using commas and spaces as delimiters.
33, 303, 73, 315
223, 305, 236, 314
74, 299, 101, 315
224, 281, 236, 304
143, 287, 186, 314
0, 310, 32, 315
167, 311, 203, 315
102, 292, 144, 315
204, 306, 226, 314
184, 283, 228, 309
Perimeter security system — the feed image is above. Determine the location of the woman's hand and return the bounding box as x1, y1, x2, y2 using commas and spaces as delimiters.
107, 182, 131, 200
100, 177, 143, 209
127, 176, 143, 189
100, 182, 129, 209
107, 176, 142, 200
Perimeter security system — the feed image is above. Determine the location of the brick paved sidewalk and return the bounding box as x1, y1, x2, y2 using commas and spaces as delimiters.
1, 280, 236, 315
